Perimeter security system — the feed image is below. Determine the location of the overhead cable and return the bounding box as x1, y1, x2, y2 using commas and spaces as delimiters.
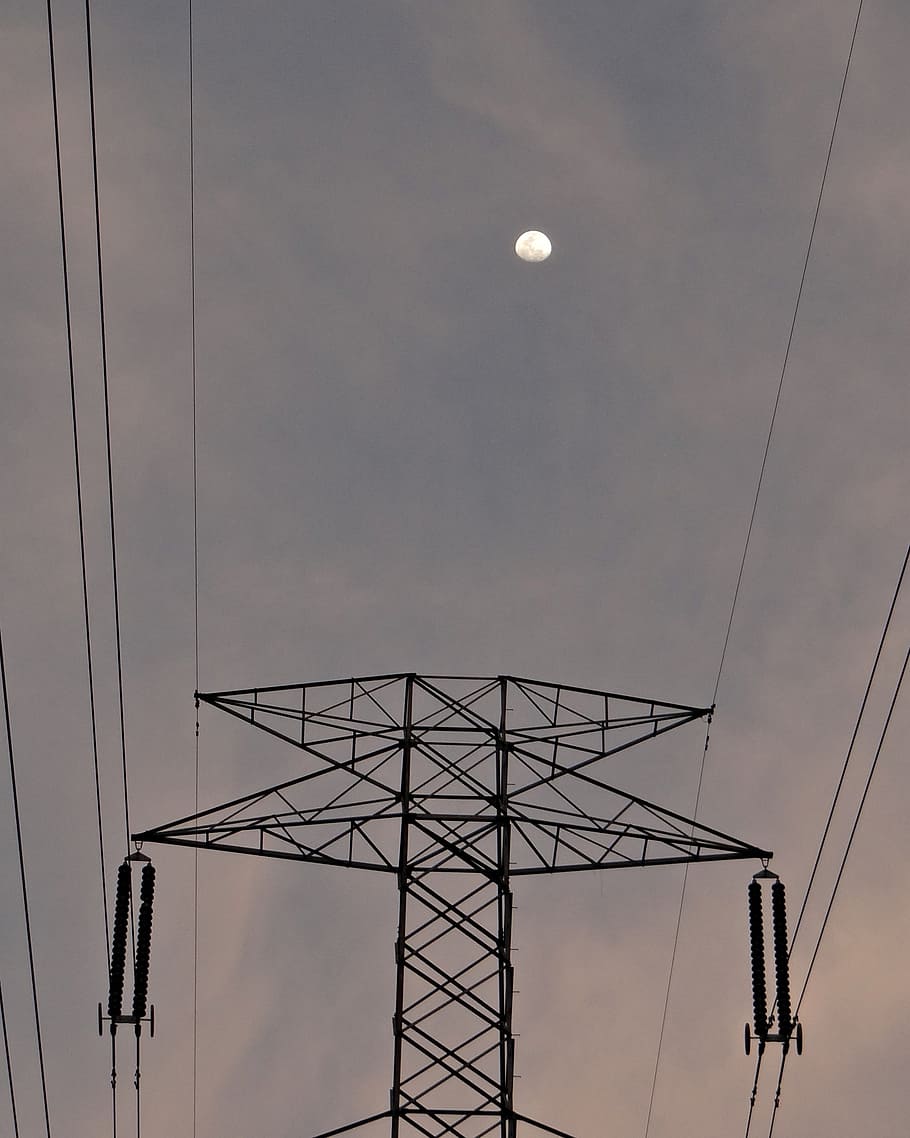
712, 0, 865, 707
45, 0, 111, 961
796, 642, 909, 1015
788, 540, 909, 958
189, 0, 201, 1133
1, 628, 52, 1138
747, 552, 907, 1138
669, 8, 864, 1125
729, 4, 866, 1134
761, 641, 910, 1138
82, 0, 134, 853
642, 720, 711, 1138
1, 968, 20, 1138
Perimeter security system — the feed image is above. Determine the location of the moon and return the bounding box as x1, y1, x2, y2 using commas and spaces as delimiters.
515, 230, 552, 262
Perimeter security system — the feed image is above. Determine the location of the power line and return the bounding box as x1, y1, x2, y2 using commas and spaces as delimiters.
716, 5, 866, 1133
765, 1050, 788, 1138
81, 8, 149, 1131
742, 1048, 764, 1138
1, 628, 52, 1138
745, 533, 905, 1138
712, 0, 865, 707
44, 0, 112, 964
788, 540, 909, 959
761, 639, 908, 1138
0, 967, 20, 1138
82, 0, 134, 856
189, 1, 201, 1134
669, 5, 866, 1130
643, 719, 711, 1138
796, 641, 909, 1015
743, 536, 906, 1138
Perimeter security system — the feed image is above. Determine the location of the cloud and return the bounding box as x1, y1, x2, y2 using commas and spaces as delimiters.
2, 2, 908, 1136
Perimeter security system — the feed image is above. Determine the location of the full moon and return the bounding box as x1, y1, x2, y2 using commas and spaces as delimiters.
515, 230, 552, 262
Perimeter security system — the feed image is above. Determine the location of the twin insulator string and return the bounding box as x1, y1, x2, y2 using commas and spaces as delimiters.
102, 855, 156, 1037
745, 871, 800, 1055
100, 854, 157, 1138
743, 869, 802, 1138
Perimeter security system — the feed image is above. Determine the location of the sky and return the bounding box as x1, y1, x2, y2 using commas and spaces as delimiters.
1, 1, 909, 1136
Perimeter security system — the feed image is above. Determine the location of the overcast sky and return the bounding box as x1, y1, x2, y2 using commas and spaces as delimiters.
2, 2, 909, 1136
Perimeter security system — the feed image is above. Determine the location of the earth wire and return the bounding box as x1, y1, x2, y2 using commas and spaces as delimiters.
712, 0, 865, 707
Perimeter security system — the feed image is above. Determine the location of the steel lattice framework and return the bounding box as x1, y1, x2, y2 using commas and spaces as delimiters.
136, 673, 770, 1138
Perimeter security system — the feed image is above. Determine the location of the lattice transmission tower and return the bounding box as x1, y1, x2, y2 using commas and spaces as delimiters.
137, 672, 769, 1138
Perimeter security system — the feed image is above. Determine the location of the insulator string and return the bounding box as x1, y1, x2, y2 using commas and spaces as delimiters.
104, 857, 157, 1138
132, 865, 156, 1023
770, 882, 792, 1039
747, 880, 768, 1040
108, 862, 131, 1021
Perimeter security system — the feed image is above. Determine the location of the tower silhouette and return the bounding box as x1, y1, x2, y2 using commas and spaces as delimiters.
138, 672, 769, 1138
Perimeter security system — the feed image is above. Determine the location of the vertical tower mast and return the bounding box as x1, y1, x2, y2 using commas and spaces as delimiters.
389, 677, 518, 1137
137, 673, 770, 1138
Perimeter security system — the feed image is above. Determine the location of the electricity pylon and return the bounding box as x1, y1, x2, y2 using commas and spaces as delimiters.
136, 673, 769, 1138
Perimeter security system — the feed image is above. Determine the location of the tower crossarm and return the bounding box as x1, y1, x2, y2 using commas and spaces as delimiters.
135, 798, 769, 875
505, 773, 770, 872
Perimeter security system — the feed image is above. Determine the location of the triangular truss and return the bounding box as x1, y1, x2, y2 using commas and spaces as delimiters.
137, 674, 766, 873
